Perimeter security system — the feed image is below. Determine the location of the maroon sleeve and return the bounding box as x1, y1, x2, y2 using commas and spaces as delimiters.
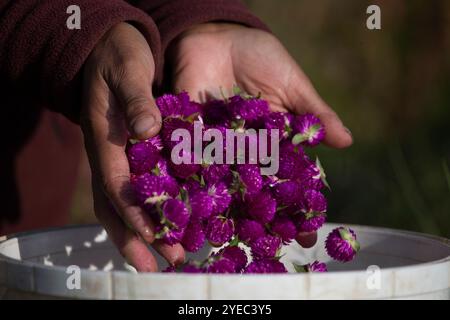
0, 0, 161, 124
129, 0, 270, 80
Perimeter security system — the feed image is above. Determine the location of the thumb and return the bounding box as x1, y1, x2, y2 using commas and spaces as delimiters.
115, 72, 162, 140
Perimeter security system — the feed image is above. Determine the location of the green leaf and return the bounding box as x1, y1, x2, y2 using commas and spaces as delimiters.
219, 87, 229, 102
316, 157, 331, 190
351, 239, 361, 252
228, 236, 240, 247
292, 263, 307, 273
151, 164, 161, 176
292, 133, 306, 145
232, 85, 243, 96
200, 175, 206, 187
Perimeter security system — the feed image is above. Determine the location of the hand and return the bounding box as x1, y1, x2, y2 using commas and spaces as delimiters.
81, 23, 184, 272
168, 23, 353, 247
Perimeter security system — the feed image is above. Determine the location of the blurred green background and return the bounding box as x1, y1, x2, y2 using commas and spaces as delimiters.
71, 0, 450, 237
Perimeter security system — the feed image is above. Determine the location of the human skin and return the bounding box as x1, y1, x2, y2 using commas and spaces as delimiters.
81, 22, 352, 271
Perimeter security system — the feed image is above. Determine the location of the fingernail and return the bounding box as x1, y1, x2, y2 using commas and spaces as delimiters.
142, 227, 155, 243
344, 126, 352, 137
133, 116, 155, 137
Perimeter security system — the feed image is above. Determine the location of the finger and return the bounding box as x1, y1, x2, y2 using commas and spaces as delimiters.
152, 240, 186, 266
81, 75, 155, 244
296, 231, 317, 248
115, 64, 162, 140
288, 71, 353, 149
92, 178, 158, 272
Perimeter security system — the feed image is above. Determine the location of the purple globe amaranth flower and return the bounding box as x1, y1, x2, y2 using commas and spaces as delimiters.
207, 182, 232, 214
181, 222, 206, 252
276, 141, 305, 180
228, 95, 270, 124
161, 117, 194, 150
161, 198, 190, 229
201, 164, 230, 185
244, 259, 287, 274
156, 93, 183, 118
162, 265, 176, 273
161, 175, 180, 198
189, 190, 214, 220
271, 180, 302, 206
236, 219, 266, 244
271, 216, 297, 244
152, 158, 170, 176
263, 112, 293, 139
308, 261, 328, 272
297, 157, 329, 190
206, 257, 236, 274
291, 113, 325, 147
182, 179, 202, 194
155, 223, 185, 245
202, 99, 230, 124
205, 215, 234, 246
132, 173, 170, 205
126, 141, 160, 175
295, 211, 326, 232
296, 189, 327, 232
301, 189, 327, 213
181, 261, 204, 273
325, 227, 360, 262
236, 164, 263, 195
219, 246, 248, 272
250, 235, 282, 260
246, 191, 276, 224
169, 150, 201, 179
156, 91, 199, 118
293, 260, 327, 273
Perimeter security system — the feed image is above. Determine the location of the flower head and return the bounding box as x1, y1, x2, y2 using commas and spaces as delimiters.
236, 219, 266, 244
228, 95, 269, 123
205, 215, 234, 246
189, 190, 214, 220
201, 164, 230, 185
293, 260, 327, 273
207, 182, 232, 214
219, 246, 248, 272
263, 112, 293, 139
132, 173, 169, 206
297, 157, 328, 190
276, 141, 305, 179
206, 257, 236, 274
296, 189, 327, 232
244, 259, 287, 273
271, 216, 297, 244
161, 199, 190, 229
271, 180, 302, 206
246, 191, 276, 224
250, 235, 282, 260
169, 150, 201, 179
156, 92, 200, 118
236, 164, 263, 195
126, 141, 160, 175
181, 222, 205, 252
325, 227, 360, 262
155, 224, 185, 245
292, 113, 325, 147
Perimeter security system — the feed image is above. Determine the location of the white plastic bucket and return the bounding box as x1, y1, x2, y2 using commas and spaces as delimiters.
0, 223, 449, 299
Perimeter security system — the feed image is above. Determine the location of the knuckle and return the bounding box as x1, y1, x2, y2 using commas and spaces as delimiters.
101, 175, 130, 199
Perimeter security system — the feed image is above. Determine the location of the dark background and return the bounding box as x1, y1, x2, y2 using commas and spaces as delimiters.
71, 0, 450, 237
